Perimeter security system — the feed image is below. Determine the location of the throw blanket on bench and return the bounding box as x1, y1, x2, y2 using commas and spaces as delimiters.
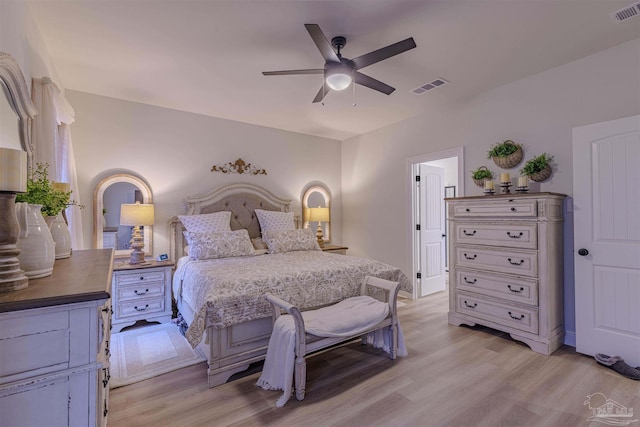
256, 296, 407, 407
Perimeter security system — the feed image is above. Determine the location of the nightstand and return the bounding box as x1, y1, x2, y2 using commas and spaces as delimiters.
322, 245, 348, 255
111, 259, 174, 333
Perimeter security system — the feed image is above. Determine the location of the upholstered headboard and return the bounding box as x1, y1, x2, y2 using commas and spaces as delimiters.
169, 183, 297, 262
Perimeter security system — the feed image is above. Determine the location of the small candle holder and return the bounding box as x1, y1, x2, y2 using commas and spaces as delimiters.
516, 186, 529, 193
500, 182, 512, 194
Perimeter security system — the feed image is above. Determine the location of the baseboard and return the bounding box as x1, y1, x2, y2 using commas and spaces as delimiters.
564, 330, 576, 347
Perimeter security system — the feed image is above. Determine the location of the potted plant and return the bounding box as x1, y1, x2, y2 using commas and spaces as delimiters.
15, 163, 74, 217
487, 140, 523, 169
471, 166, 493, 187
15, 163, 81, 260
521, 153, 554, 182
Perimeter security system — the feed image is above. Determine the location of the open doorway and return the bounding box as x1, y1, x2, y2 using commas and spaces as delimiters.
408, 147, 464, 299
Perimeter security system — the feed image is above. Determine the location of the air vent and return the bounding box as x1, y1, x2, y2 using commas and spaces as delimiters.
610, 2, 640, 22
412, 78, 448, 95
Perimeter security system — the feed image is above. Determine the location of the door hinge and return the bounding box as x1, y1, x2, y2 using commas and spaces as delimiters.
417, 272, 422, 279
416, 224, 421, 231
415, 175, 420, 182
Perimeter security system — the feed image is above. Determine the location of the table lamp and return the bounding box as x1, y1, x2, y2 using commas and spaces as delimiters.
308, 207, 330, 249
120, 202, 154, 264
0, 148, 28, 292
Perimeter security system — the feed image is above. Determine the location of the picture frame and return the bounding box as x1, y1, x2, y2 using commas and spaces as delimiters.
445, 186, 456, 198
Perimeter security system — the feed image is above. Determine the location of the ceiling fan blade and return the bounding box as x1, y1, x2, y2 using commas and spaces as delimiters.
312, 82, 331, 103
351, 37, 416, 70
354, 72, 395, 95
262, 69, 324, 76
305, 24, 340, 63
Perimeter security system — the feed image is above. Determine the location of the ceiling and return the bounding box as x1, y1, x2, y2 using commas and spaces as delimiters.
26, 0, 640, 141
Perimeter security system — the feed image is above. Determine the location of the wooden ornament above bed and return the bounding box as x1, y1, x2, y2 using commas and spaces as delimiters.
211, 158, 267, 175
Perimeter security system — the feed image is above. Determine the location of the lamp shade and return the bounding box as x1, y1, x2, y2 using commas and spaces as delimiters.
0, 148, 27, 192
308, 207, 330, 223
120, 203, 155, 226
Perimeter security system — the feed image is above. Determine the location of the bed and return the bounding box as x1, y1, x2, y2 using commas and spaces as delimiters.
169, 183, 412, 387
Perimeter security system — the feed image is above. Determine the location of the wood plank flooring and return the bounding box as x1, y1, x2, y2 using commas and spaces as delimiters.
109, 291, 640, 426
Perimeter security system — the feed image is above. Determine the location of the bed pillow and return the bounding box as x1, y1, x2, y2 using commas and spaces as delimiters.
178, 211, 232, 233
255, 209, 295, 232
262, 228, 320, 254
183, 229, 254, 260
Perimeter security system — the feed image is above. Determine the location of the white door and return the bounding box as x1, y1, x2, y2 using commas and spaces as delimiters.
418, 164, 446, 296
573, 115, 640, 367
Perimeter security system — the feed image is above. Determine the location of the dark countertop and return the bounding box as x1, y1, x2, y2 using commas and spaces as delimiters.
0, 249, 113, 313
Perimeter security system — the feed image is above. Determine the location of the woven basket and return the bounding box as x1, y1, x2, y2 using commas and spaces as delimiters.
472, 166, 492, 187
528, 164, 552, 182
492, 143, 523, 169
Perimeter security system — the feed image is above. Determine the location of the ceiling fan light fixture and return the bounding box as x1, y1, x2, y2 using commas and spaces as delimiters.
325, 63, 353, 91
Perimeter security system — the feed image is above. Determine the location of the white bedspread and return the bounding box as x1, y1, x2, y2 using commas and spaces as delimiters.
256, 296, 406, 407
173, 251, 412, 347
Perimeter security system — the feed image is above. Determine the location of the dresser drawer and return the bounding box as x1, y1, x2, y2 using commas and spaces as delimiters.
455, 245, 538, 277
456, 292, 538, 334
116, 281, 165, 301
114, 269, 167, 286
452, 199, 537, 218
455, 268, 538, 305
115, 298, 165, 319
454, 222, 537, 249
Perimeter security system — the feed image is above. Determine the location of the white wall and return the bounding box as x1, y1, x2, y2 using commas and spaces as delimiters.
341, 38, 640, 343
66, 90, 343, 258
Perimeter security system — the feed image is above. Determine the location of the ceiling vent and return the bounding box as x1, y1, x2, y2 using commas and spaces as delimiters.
610, 2, 640, 22
412, 78, 448, 95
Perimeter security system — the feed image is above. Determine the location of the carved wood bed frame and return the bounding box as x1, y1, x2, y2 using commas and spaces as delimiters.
169, 183, 299, 387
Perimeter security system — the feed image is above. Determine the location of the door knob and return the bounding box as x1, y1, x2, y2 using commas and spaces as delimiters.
578, 248, 589, 256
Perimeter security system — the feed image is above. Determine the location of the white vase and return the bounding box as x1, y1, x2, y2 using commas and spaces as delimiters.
16, 203, 55, 278
46, 213, 72, 259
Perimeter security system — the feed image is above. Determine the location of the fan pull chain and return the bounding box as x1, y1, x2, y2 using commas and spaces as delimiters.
352, 70, 357, 107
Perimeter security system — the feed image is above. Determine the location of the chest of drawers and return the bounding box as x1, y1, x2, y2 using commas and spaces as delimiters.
0, 250, 112, 427
447, 193, 566, 355
111, 260, 173, 333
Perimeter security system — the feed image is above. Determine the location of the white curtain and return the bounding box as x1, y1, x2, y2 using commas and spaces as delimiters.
31, 77, 84, 250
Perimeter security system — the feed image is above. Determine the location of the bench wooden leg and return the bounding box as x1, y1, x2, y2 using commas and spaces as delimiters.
294, 354, 306, 401
390, 325, 398, 360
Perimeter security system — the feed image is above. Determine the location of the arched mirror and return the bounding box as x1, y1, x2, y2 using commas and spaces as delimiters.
94, 173, 153, 258
302, 183, 331, 243
0, 52, 37, 164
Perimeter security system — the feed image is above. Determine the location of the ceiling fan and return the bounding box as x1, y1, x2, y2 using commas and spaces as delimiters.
262, 24, 417, 103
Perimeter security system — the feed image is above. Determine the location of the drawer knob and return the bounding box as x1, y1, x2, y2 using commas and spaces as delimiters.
463, 253, 477, 260
463, 230, 476, 236
507, 285, 524, 293
134, 304, 149, 312
464, 301, 477, 309
578, 248, 589, 256
465, 208, 470, 212
134, 288, 149, 295
463, 277, 477, 284
507, 258, 525, 266
508, 311, 525, 320
139, 276, 145, 280
510, 207, 516, 212
507, 231, 523, 239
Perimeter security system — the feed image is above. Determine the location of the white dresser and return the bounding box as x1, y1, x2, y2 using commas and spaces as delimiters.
446, 193, 566, 355
0, 249, 113, 427
111, 260, 173, 333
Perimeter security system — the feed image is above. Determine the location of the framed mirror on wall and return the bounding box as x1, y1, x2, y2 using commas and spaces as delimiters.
93, 173, 153, 258
301, 183, 331, 243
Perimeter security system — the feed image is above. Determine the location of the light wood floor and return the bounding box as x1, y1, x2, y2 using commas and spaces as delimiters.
109, 291, 640, 426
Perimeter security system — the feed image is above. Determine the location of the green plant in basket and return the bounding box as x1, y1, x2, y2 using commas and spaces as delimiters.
471, 166, 493, 180
520, 153, 554, 175
487, 140, 520, 158
15, 163, 81, 216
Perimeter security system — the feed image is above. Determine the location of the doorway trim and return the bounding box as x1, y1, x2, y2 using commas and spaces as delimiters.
407, 147, 465, 299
